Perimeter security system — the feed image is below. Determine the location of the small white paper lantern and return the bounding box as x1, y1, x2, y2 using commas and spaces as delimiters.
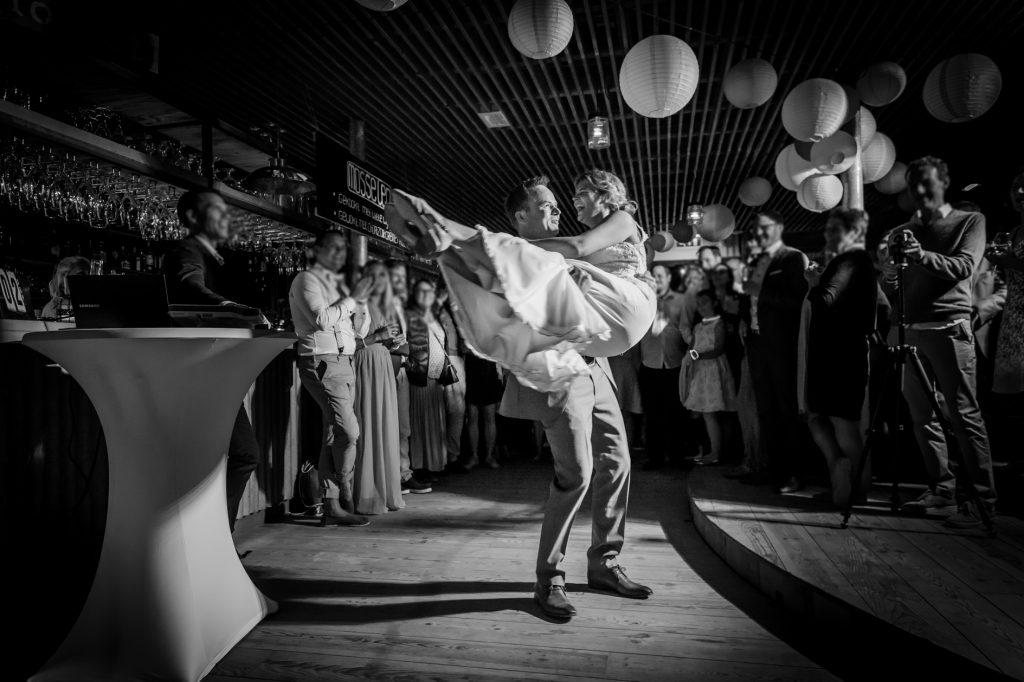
861, 132, 897, 184
738, 176, 772, 207
650, 231, 677, 252
355, 0, 409, 10
698, 204, 736, 242
811, 131, 857, 175
781, 78, 849, 142
619, 35, 700, 118
774, 144, 818, 192
857, 62, 907, 107
508, 0, 574, 60
923, 53, 1002, 123
722, 58, 778, 109
798, 174, 844, 213
875, 161, 908, 195
853, 106, 877, 149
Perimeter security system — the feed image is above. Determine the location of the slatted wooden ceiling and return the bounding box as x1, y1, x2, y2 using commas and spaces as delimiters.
36, 1, 1024, 248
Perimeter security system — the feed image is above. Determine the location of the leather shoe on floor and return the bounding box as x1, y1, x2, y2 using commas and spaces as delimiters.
533, 583, 576, 618
587, 566, 652, 599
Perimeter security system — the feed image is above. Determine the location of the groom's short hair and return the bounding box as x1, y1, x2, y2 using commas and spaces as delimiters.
504, 175, 550, 226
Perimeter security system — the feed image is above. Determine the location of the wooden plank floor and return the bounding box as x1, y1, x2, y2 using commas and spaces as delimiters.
689, 467, 1024, 682
212, 462, 847, 681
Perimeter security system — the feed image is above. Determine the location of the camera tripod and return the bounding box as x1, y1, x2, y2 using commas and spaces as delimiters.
839, 256, 996, 536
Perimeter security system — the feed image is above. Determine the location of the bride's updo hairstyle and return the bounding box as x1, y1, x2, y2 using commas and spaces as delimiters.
574, 169, 637, 216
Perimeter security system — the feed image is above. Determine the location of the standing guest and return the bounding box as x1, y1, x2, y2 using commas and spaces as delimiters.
436, 280, 467, 472
463, 352, 504, 469
405, 278, 450, 479
351, 260, 406, 515
387, 259, 431, 494
880, 156, 997, 528
41, 255, 89, 320
679, 289, 737, 466
803, 209, 877, 507
162, 189, 269, 533
724, 256, 748, 294
709, 263, 747, 388
638, 263, 686, 470
607, 343, 644, 453
743, 209, 809, 493
988, 170, 1024, 398
697, 245, 723, 275
288, 229, 373, 526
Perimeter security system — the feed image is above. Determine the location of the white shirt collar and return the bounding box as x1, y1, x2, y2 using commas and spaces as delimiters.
194, 234, 224, 265
764, 239, 784, 257
913, 203, 953, 224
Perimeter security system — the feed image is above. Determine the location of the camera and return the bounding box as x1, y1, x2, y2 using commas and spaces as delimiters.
889, 229, 913, 265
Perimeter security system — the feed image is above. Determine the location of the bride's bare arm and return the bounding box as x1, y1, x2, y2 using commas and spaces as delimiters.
530, 210, 637, 259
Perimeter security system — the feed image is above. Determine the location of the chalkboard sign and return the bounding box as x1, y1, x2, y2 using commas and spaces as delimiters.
0, 266, 34, 319
315, 133, 403, 249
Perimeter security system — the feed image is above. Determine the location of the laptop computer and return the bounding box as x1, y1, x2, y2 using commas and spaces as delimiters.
68, 275, 173, 328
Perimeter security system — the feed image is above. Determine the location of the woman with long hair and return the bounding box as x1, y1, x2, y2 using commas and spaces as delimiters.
385, 169, 656, 397
405, 278, 450, 477
351, 260, 406, 515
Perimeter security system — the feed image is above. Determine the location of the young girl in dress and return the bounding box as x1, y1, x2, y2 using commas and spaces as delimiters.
385, 171, 656, 397
679, 289, 737, 465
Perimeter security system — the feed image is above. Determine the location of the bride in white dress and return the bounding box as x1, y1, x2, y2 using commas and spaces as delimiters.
386, 170, 656, 396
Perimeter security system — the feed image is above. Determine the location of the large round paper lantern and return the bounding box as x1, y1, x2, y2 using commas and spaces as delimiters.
670, 219, 693, 244
722, 58, 777, 109
875, 161, 908, 195
698, 204, 735, 242
355, 0, 409, 10
861, 132, 896, 183
853, 106, 877, 148
923, 53, 1002, 123
811, 131, 857, 175
781, 78, 849, 142
619, 35, 700, 118
738, 176, 772, 207
649, 231, 677, 252
857, 62, 907, 107
508, 0, 574, 60
841, 83, 861, 123
775, 144, 818, 192
798, 174, 844, 213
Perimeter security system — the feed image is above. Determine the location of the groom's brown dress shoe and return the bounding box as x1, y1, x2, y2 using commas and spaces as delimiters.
533, 583, 577, 619
587, 566, 653, 599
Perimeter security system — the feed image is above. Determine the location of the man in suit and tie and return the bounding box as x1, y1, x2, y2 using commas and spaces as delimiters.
497, 176, 652, 620
743, 210, 810, 493
161, 188, 263, 534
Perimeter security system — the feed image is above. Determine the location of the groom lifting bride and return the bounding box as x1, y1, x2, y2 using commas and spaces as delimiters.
386, 170, 655, 619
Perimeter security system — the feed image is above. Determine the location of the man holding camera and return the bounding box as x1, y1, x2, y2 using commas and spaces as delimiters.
881, 156, 997, 528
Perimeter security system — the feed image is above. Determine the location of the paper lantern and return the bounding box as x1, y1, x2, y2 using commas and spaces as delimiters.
650, 231, 677, 253
798, 174, 844, 213
923, 53, 1002, 123
853, 106, 877, 148
811, 131, 857, 175
670, 219, 693, 244
774, 144, 818, 192
841, 84, 861, 124
697, 204, 735, 242
738, 176, 772, 207
857, 62, 907, 107
354, 0, 409, 10
781, 78, 849, 142
508, 0, 574, 60
875, 161, 908, 195
722, 58, 778, 109
619, 35, 700, 118
861, 132, 896, 183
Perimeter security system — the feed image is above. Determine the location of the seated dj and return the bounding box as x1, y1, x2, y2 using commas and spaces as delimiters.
41, 255, 90, 321
161, 188, 267, 326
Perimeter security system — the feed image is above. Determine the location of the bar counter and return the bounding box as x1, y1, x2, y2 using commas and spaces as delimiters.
1, 321, 313, 680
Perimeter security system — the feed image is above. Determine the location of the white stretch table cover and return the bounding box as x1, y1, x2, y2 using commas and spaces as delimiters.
22, 328, 296, 682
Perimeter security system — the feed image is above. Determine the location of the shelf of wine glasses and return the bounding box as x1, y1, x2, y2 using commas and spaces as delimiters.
0, 98, 321, 246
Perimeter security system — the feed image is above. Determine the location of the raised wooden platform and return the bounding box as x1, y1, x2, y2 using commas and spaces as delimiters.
689, 467, 1024, 681
214, 463, 844, 681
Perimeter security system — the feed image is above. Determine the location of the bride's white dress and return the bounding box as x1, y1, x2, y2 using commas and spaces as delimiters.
439, 221, 657, 395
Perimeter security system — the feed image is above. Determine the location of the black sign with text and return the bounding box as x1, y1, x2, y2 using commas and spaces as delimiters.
315, 133, 403, 249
